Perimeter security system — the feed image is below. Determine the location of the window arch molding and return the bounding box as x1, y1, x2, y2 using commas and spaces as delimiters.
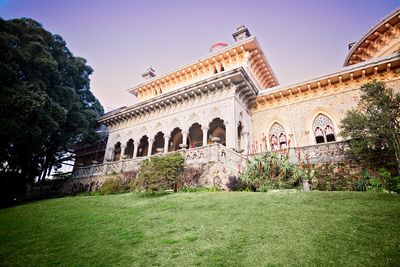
266, 120, 290, 151
307, 108, 340, 145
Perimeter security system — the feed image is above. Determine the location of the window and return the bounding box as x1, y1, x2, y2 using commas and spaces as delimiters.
269, 123, 286, 150
312, 114, 336, 144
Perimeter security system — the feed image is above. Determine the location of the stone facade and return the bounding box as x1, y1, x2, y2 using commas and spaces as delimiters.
252, 74, 400, 149
72, 10, 400, 188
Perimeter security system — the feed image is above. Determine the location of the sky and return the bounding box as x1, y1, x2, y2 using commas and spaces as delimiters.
1, 0, 399, 111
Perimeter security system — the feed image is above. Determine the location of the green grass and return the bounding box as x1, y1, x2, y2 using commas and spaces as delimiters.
0, 191, 399, 266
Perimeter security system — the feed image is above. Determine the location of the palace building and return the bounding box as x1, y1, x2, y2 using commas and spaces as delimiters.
72, 9, 400, 185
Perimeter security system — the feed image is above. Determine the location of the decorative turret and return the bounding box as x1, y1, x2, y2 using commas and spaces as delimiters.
232, 25, 251, 42
141, 67, 156, 80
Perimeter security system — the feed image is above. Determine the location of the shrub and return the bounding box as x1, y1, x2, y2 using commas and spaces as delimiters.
379, 168, 400, 193
354, 169, 386, 192
240, 152, 302, 191
136, 153, 184, 192
99, 178, 129, 195
226, 176, 246, 191
313, 163, 356, 191
178, 165, 205, 189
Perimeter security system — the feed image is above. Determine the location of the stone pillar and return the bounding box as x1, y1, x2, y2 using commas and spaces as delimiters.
133, 141, 139, 158
164, 135, 170, 153
120, 144, 127, 160
242, 131, 249, 155
148, 138, 154, 156
181, 131, 188, 149
202, 127, 209, 146
224, 121, 236, 149
106, 147, 114, 162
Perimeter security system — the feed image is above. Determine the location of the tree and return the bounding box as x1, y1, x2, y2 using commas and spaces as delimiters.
0, 18, 104, 205
340, 81, 400, 175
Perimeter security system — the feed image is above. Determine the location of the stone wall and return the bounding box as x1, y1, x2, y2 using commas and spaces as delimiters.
251, 76, 400, 149
65, 144, 246, 194
66, 141, 355, 194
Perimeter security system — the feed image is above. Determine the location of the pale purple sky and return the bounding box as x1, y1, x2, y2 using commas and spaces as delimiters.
1, 0, 399, 111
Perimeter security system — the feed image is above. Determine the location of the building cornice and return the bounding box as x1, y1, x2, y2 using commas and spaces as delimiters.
127, 36, 278, 101
254, 53, 400, 110
100, 67, 259, 126
344, 8, 400, 66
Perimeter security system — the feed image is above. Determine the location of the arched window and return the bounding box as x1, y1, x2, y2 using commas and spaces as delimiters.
269, 123, 286, 151
313, 114, 336, 144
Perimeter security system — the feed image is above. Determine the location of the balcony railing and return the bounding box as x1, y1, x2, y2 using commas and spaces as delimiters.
72, 141, 349, 179
72, 143, 247, 179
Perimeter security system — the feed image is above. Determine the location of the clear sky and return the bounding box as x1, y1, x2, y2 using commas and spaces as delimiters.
1, 0, 399, 111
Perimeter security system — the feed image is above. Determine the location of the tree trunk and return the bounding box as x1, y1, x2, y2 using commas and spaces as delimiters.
392, 132, 400, 175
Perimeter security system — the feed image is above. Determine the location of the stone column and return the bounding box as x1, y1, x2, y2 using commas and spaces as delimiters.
181, 131, 188, 149
242, 131, 249, 155
148, 138, 154, 156
133, 141, 139, 158
164, 135, 170, 153
202, 127, 209, 146
120, 144, 127, 160
106, 147, 114, 162
224, 121, 236, 149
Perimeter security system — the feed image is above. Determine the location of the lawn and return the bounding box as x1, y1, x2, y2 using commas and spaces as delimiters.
0, 191, 399, 266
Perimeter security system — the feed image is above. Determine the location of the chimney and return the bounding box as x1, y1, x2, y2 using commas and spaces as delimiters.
141, 67, 156, 79
232, 25, 251, 42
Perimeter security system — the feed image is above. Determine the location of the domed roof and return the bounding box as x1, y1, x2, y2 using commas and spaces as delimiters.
210, 42, 229, 52
344, 8, 400, 66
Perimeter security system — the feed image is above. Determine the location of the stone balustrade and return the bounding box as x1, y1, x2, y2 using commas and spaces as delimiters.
291, 140, 350, 164
73, 141, 349, 179
72, 143, 247, 179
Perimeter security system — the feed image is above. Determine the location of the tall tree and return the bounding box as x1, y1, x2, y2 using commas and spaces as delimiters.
0, 18, 103, 205
340, 81, 400, 175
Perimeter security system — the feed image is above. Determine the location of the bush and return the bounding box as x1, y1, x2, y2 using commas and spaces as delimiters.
135, 153, 184, 192
99, 178, 129, 195
240, 152, 303, 191
354, 169, 387, 192
313, 163, 355, 191
378, 168, 400, 193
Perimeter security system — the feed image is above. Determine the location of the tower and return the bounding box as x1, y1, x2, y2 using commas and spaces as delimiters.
141, 67, 156, 79
232, 25, 251, 42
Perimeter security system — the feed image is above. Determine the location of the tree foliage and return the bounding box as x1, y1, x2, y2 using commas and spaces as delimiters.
340, 81, 400, 175
135, 154, 184, 192
0, 17, 103, 204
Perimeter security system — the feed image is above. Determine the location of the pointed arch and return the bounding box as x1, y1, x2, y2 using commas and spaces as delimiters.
111, 133, 122, 144
138, 126, 148, 137
307, 107, 340, 145
267, 121, 288, 151
209, 107, 221, 120
124, 130, 134, 143
167, 118, 182, 134
186, 112, 202, 129
312, 113, 336, 144
153, 122, 163, 133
